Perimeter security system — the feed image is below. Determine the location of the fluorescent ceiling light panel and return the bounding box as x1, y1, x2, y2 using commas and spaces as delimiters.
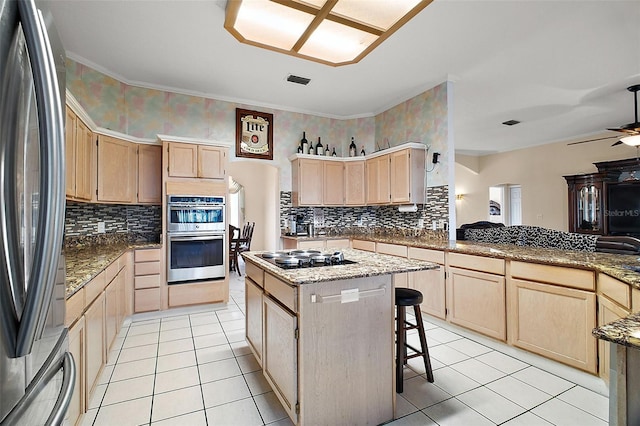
225, 0, 432, 66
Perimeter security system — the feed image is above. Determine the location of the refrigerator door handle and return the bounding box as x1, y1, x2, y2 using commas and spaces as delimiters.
14, 0, 65, 357
0, 351, 75, 426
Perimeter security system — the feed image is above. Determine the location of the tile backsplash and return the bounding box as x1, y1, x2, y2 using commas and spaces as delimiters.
64, 201, 161, 244
280, 186, 449, 234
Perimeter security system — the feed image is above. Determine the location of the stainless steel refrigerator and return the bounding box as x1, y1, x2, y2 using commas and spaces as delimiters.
0, 0, 74, 424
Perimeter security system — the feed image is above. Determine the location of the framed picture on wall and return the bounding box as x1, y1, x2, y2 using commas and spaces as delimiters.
235, 108, 273, 160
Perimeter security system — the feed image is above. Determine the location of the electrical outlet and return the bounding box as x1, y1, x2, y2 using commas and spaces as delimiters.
97, 221, 105, 233
438, 219, 447, 230
417, 218, 424, 228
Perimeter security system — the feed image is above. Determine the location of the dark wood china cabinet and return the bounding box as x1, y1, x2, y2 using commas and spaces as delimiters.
565, 157, 640, 235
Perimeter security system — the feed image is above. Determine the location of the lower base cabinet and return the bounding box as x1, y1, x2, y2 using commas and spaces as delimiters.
598, 295, 630, 383
263, 295, 298, 423
508, 278, 597, 373
84, 292, 105, 398
67, 317, 85, 426
245, 278, 263, 366
447, 266, 506, 341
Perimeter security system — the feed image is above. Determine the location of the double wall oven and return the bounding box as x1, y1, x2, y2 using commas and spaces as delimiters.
166, 195, 226, 283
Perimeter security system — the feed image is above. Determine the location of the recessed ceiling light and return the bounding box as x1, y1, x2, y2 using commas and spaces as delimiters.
286, 75, 311, 85
502, 120, 521, 126
224, 0, 433, 67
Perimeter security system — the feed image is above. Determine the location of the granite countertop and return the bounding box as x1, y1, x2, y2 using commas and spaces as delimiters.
593, 313, 640, 349
281, 234, 349, 240
64, 242, 161, 298
342, 234, 640, 290
242, 248, 439, 285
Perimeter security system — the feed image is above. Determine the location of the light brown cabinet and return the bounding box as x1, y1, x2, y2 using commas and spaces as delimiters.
65, 108, 94, 201
323, 160, 344, 206
137, 145, 162, 204
508, 278, 597, 373
344, 160, 366, 205
97, 135, 137, 203
408, 247, 446, 319
66, 316, 85, 426
389, 148, 426, 204
104, 278, 118, 354
598, 295, 629, 383
291, 158, 323, 206
84, 292, 105, 398
366, 154, 390, 204
167, 142, 226, 179
134, 248, 161, 313
246, 278, 263, 366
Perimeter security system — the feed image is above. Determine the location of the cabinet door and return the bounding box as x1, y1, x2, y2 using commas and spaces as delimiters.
297, 159, 323, 206
245, 278, 263, 366
508, 278, 597, 373
105, 280, 118, 353
66, 317, 85, 426
409, 267, 446, 319
116, 267, 127, 332
344, 160, 365, 205
390, 149, 411, 203
97, 135, 137, 203
366, 155, 390, 204
75, 120, 94, 201
65, 107, 77, 197
322, 161, 344, 206
198, 145, 226, 179
168, 142, 198, 177
447, 267, 506, 341
84, 292, 105, 397
263, 296, 298, 424
597, 296, 628, 382
138, 145, 162, 203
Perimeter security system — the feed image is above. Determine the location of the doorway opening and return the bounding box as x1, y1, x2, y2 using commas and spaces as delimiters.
489, 184, 522, 226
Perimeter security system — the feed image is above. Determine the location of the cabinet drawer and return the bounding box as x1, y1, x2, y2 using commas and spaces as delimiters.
376, 243, 407, 258
325, 239, 350, 249
265, 273, 297, 313
135, 274, 160, 289
245, 261, 264, 288
135, 261, 160, 276
135, 248, 161, 262
298, 240, 323, 250
448, 252, 505, 275
408, 247, 445, 264
598, 273, 631, 309
510, 261, 594, 291
135, 288, 161, 312
351, 239, 375, 252
65, 288, 85, 327
633, 288, 640, 312
84, 271, 106, 305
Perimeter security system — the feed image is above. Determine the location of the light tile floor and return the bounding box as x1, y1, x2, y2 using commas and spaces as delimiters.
82, 262, 611, 426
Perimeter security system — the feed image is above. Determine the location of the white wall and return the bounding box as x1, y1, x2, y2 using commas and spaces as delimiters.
455, 134, 638, 231
227, 160, 279, 251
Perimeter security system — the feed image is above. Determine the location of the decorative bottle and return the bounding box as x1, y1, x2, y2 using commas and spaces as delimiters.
349, 137, 357, 157
308, 140, 314, 155
325, 144, 331, 156
301, 131, 308, 154
360, 145, 366, 156
316, 137, 323, 155
331, 147, 337, 156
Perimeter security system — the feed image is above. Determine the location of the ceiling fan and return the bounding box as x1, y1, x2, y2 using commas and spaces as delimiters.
568, 84, 640, 147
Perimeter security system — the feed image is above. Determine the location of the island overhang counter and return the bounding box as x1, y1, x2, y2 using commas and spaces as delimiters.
241, 248, 439, 425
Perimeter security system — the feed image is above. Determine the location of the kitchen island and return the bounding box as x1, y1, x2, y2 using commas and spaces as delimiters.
241, 248, 439, 425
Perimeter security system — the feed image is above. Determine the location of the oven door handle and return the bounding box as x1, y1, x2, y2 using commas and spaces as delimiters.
169, 235, 224, 242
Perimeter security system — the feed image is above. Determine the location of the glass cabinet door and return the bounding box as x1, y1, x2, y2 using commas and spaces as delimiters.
577, 185, 600, 232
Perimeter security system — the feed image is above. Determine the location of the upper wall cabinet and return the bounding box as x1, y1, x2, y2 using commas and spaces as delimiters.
292, 158, 323, 206
366, 154, 390, 204
323, 161, 344, 206
65, 107, 94, 201
167, 142, 226, 179
389, 147, 426, 204
97, 135, 137, 203
138, 145, 162, 204
344, 160, 366, 206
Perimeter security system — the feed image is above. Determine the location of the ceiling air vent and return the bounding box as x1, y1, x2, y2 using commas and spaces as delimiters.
287, 75, 311, 85
502, 119, 521, 126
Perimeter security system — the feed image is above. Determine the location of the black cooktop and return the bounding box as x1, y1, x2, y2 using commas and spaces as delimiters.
259, 250, 357, 269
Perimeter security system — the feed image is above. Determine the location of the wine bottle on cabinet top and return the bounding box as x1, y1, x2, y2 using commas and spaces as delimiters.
332, 147, 337, 156
349, 137, 357, 157
309, 141, 314, 155
301, 131, 308, 154
360, 145, 366, 156
316, 137, 323, 155
325, 144, 330, 156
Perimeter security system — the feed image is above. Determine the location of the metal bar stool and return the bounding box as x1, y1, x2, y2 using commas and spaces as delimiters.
395, 287, 434, 393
